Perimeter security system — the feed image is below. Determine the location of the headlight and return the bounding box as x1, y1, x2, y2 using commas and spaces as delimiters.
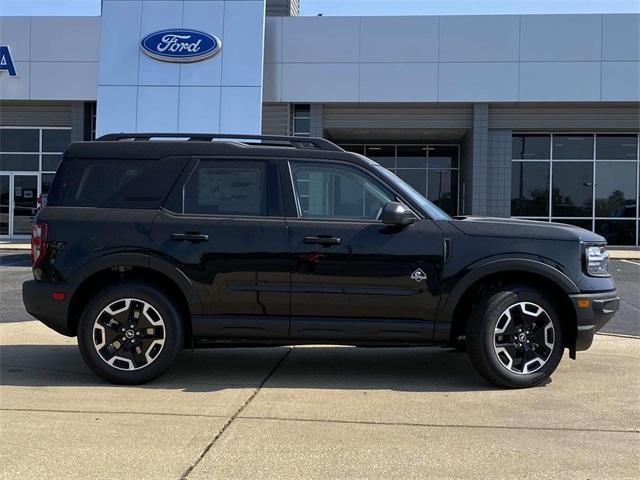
584, 245, 609, 276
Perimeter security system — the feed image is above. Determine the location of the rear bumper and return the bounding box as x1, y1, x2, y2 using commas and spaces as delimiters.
22, 280, 76, 336
570, 290, 620, 351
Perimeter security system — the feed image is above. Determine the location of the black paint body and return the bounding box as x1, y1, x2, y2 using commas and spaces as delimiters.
23, 138, 619, 354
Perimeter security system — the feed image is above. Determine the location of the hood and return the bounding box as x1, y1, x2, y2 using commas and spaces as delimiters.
451, 216, 606, 243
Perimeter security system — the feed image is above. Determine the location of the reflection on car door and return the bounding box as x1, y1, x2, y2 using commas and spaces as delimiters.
283, 160, 444, 343
151, 158, 290, 341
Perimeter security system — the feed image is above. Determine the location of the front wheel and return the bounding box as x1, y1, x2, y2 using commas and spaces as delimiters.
77, 283, 184, 384
466, 286, 564, 388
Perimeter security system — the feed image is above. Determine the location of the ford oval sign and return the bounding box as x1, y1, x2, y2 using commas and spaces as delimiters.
141, 29, 221, 63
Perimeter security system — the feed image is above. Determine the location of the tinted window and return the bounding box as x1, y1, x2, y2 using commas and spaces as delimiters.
366, 146, 395, 169
0, 154, 39, 171
41, 173, 55, 195
397, 169, 426, 195
48, 157, 185, 208
551, 162, 593, 217
512, 135, 550, 160
595, 162, 637, 217
342, 145, 365, 155
290, 161, 394, 220
596, 135, 638, 160
552, 219, 592, 231
397, 146, 427, 168
42, 129, 71, 152
595, 220, 636, 246
428, 169, 458, 214
428, 145, 459, 168
511, 162, 550, 216
42, 154, 62, 172
0, 129, 39, 152
183, 160, 269, 216
553, 135, 594, 160
373, 166, 451, 220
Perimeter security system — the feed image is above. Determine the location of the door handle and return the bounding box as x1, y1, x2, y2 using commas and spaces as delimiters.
172, 233, 209, 242
303, 236, 341, 246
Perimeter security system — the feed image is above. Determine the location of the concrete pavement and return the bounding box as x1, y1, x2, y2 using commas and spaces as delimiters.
1, 320, 638, 480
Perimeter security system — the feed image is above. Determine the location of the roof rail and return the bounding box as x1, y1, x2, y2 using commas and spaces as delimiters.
96, 133, 344, 152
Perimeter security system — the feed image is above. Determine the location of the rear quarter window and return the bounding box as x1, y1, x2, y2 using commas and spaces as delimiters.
47, 157, 186, 209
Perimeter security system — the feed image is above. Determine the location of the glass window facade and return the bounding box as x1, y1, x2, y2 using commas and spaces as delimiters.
292, 104, 311, 137
512, 133, 640, 245
341, 144, 460, 216
0, 127, 71, 174
0, 127, 72, 237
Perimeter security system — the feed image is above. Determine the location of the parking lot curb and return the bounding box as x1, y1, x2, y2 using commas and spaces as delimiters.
596, 332, 640, 339
0, 243, 31, 250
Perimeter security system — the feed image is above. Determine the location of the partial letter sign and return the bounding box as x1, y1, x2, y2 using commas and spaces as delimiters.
0, 46, 17, 77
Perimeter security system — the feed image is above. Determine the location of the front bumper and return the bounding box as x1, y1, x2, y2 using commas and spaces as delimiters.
22, 280, 77, 336
570, 290, 620, 351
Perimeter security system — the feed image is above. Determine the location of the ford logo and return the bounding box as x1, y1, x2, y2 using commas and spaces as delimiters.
141, 29, 221, 63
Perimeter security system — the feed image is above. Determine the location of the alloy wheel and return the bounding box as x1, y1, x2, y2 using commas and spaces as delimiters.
92, 298, 166, 371
493, 302, 555, 375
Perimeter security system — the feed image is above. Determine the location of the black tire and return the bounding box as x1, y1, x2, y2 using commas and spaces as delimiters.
466, 286, 564, 388
77, 282, 184, 384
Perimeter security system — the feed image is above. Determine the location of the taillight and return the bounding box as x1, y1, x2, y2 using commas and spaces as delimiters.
31, 223, 48, 267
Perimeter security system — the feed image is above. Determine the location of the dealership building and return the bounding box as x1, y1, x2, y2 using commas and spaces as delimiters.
1, 0, 639, 244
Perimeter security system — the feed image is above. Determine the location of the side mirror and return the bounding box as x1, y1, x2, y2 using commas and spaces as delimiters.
381, 202, 415, 226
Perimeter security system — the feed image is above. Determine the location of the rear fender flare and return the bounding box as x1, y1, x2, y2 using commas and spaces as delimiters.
68, 252, 202, 315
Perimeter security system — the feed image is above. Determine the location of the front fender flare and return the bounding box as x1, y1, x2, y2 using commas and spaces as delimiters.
439, 257, 579, 325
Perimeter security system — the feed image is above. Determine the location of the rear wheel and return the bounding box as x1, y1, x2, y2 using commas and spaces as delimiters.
77, 283, 183, 384
466, 286, 564, 388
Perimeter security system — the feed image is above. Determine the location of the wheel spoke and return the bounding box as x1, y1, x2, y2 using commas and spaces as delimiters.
139, 326, 164, 340
530, 327, 547, 346
128, 344, 148, 369
100, 339, 124, 360
126, 301, 144, 328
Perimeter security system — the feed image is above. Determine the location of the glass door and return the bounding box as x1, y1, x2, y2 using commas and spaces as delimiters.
0, 173, 39, 238
0, 175, 9, 237
13, 175, 38, 237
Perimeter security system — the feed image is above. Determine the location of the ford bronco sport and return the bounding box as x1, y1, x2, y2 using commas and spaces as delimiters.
22, 133, 620, 388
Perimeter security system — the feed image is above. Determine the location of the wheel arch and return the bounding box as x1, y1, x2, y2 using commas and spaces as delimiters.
443, 259, 579, 355
67, 254, 201, 345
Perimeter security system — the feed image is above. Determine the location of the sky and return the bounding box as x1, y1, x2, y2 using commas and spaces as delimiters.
1, 0, 639, 16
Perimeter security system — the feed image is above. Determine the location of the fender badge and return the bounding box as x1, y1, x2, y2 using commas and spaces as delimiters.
411, 268, 427, 283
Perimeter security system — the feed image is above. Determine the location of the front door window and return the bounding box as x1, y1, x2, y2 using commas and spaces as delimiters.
289, 161, 394, 220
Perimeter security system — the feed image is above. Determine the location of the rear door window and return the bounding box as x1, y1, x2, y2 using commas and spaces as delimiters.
175, 159, 281, 217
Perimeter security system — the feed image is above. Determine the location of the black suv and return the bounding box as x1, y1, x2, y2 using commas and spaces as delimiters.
23, 133, 619, 388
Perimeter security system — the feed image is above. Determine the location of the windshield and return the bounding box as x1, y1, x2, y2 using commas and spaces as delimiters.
373, 165, 452, 220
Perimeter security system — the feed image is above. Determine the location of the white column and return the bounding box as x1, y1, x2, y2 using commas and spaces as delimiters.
96, 0, 265, 137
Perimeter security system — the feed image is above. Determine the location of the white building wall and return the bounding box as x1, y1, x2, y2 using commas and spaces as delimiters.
263, 13, 640, 103
0, 16, 100, 101
96, 0, 265, 136
2, 13, 638, 107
